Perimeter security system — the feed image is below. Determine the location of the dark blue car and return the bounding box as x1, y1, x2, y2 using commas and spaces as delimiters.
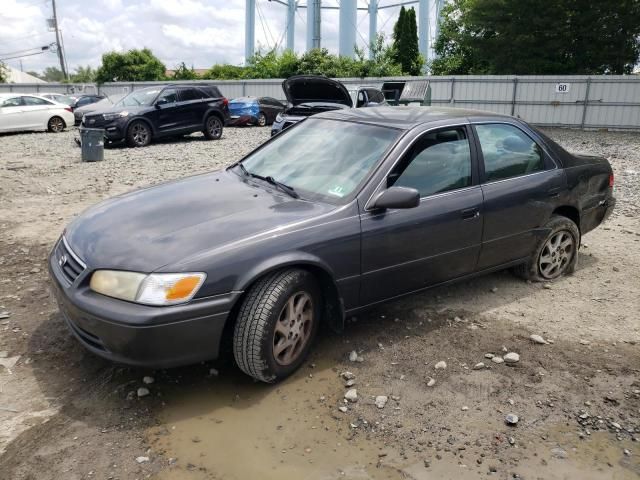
228, 96, 285, 127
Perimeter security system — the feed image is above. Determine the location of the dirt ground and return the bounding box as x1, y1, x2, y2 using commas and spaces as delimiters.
0, 126, 638, 480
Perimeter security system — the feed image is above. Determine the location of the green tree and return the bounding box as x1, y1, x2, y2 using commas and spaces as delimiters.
70, 65, 96, 83
41, 66, 65, 82
392, 7, 423, 75
203, 64, 247, 80
0, 62, 7, 83
95, 48, 166, 83
432, 0, 640, 75
172, 62, 198, 80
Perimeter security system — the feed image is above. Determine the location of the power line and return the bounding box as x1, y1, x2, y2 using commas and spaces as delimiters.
0, 50, 49, 62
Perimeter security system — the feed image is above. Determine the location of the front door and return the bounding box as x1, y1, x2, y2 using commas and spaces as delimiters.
153, 88, 187, 133
359, 125, 484, 305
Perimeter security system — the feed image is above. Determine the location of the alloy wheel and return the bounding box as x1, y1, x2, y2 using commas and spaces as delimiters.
272, 291, 314, 366
538, 230, 575, 279
131, 123, 149, 146
258, 113, 267, 127
207, 117, 222, 138
49, 117, 64, 132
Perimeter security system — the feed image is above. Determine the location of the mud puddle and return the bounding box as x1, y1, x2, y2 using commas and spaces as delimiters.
148, 355, 405, 480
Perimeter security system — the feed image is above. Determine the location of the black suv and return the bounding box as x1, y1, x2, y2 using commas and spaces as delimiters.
82, 84, 230, 147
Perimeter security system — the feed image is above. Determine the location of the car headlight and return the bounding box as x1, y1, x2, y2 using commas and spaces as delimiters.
103, 111, 129, 121
275, 112, 283, 122
90, 270, 206, 306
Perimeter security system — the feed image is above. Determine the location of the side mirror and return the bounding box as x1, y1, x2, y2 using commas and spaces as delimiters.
155, 98, 168, 108
370, 186, 420, 210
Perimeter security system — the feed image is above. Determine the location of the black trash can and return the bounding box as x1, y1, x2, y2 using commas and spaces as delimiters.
79, 127, 105, 162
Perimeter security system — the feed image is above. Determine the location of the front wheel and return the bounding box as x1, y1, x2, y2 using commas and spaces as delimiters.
233, 269, 321, 383
256, 112, 267, 127
203, 115, 223, 140
514, 215, 580, 282
126, 121, 151, 147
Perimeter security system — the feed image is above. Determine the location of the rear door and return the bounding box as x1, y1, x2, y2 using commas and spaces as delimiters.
21, 96, 54, 128
359, 125, 483, 305
0, 96, 26, 131
473, 121, 565, 269
178, 87, 209, 128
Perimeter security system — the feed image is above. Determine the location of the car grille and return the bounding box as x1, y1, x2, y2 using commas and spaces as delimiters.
55, 237, 86, 284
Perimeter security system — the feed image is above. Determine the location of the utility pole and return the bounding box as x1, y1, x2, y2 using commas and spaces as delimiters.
51, 0, 68, 79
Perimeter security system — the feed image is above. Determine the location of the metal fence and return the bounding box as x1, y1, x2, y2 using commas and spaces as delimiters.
2, 75, 639, 130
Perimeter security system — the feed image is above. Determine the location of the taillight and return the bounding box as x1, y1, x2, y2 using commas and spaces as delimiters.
608, 173, 614, 188
64, 107, 72, 113
222, 97, 228, 107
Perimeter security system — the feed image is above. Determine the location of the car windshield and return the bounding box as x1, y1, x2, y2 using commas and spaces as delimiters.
116, 88, 160, 107
239, 118, 401, 203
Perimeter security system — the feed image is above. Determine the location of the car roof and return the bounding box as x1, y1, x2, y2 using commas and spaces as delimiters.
0, 93, 48, 98
314, 106, 513, 129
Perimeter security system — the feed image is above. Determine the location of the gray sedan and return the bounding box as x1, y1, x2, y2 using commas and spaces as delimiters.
49, 107, 615, 382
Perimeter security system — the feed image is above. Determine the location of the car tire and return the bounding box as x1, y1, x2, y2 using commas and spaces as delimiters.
513, 215, 580, 282
126, 121, 152, 147
203, 115, 223, 140
233, 269, 321, 383
257, 112, 267, 127
48, 116, 66, 133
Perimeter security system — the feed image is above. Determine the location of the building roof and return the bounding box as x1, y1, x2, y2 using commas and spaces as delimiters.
5, 66, 47, 84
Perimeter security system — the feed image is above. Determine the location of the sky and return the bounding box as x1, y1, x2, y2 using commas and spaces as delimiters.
0, 0, 421, 74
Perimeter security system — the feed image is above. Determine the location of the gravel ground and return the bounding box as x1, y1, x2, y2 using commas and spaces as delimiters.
0, 125, 638, 480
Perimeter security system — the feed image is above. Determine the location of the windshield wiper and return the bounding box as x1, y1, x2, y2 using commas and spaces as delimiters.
234, 163, 299, 199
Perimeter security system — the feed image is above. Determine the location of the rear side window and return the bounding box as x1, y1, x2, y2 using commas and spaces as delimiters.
475, 124, 545, 182
23, 96, 53, 106
76, 97, 93, 107
200, 86, 221, 98
180, 88, 201, 101
389, 127, 472, 197
1, 97, 22, 107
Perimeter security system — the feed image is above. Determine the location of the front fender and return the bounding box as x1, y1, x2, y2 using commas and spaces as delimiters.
234, 251, 345, 333
235, 250, 337, 292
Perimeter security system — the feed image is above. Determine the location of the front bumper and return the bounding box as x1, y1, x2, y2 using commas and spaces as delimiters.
48, 243, 237, 369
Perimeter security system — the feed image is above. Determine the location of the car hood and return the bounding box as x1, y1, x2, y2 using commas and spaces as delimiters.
85, 104, 149, 118
75, 101, 113, 115
64, 170, 336, 272
282, 75, 353, 108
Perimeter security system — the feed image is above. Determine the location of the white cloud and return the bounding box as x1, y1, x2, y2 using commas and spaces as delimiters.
0, 0, 406, 74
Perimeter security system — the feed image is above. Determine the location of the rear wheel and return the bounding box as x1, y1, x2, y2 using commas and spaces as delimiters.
257, 112, 267, 127
514, 215, 579, 282
233, 269, 320, 383
203, 115, 223, 140
126, 121, 151, 147
48, 116, 65, 133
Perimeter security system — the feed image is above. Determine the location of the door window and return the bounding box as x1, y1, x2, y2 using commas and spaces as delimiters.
475, 123, 545, 182
366, 89, 385, 104
1, 97, 22, 107
156, 88, 178, 105
389, 128, 472, 197
23, 96, 52, 106
179, 88, 201, 101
